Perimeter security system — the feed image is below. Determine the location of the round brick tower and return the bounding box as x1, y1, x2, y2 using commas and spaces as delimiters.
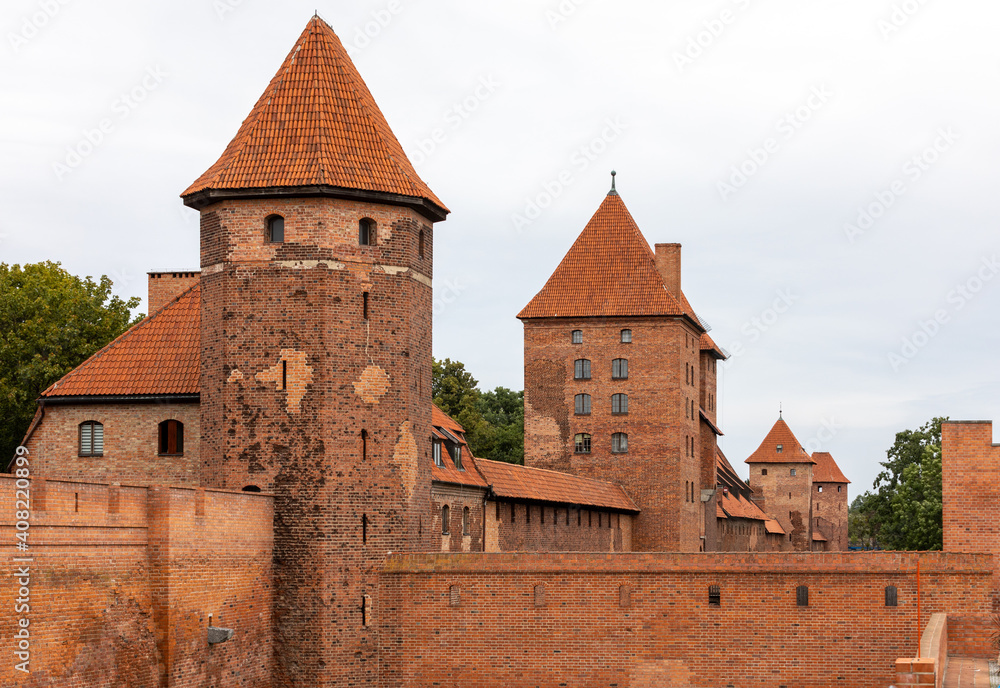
181, 16, 447, 687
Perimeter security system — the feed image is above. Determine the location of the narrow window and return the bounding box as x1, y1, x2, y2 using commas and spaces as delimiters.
598, 512, 602, 527
762, 468, 768, 476
79, 421, 104, 457
433, 441, 443, 467
362, 514, 368, 544
158, 420, 184, 456
709, 585, 721, 606
577, 509, 581, 526
574, 359, 591, 380
611, 433, 628, 454
441, 505, 450, 534
526, 504, 531, 524
450, 585, 461, 606
361, 430, 368, 462
453, 445, 463, 470
574, 394, 591, 415
362, 594, 371, 627
790, 468, 797, 477
267, 215, 284, 243
612, 358, 629, 380
462, 507, 470, 535
534, 584, 545, 607
620, 329, 632, 343
612, 393, 628, 415
281, 360, 287, 391
541, 507, 545, 524
818, 485, 823, 493
418, 229, 425, 258
838, 486, 842, 492
776, 444, 783, 453
566, 508, 570, 525
511, 502, 516, 523
885, 585, 898, 607
574, 433, 592, 454
796, 585, 809, 607
571, 330, 583, 344
363, 292, 369, 320
588, 510, 592, 527
496, 500, 500, 521
359, 218, 376, 245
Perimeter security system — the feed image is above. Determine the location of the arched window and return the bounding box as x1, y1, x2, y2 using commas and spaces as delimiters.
574, 433, 591, 454
621, 329, 632, 343
462, 507, 470, 535
612, 358, 628, 379
79, 421, 104, 457
574, 359, 591, 380
418, 229, 425, 258
574, 394, 591, 415
885, 585, 898, 607
242, 485, 261, 493
441, 505, 450, 534
267, 215, 284, 243
359, 218, 377, 245
611, 393, 628, 415
571, 330, 583, 344
611, 433, 628, 454
158, 420, 184, 456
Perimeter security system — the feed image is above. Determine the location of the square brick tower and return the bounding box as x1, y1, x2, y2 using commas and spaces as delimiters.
811, 451, 850, 550
518, 180, 725, 552
181, 17, 447, 687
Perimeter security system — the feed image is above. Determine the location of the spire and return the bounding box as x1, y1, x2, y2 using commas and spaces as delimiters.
779, 402, 783, 420
608, 170, 618, 196
182, 15, 448, 221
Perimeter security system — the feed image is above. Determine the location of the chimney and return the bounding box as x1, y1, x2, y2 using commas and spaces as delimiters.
654, 243, 681, 298
147, 271, 200, 314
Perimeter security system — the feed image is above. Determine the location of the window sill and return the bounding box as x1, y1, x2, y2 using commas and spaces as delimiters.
575, 412, 591, 416
158, 453, 184, 457
78, 454, 104, 458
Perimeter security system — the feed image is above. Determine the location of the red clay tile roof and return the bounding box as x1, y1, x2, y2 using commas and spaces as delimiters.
700, 332, 727, 359
700, 409, 723, 436
812, 531, 828, 542
744, 418, 816, 465
41, 284, 200, 398
517, 193, 687, 319
431, 405, 488, 489
182, 16, 447, 216
764, 519, 785, 535
716, 448, 767, 522
812, 451, 850, 484
474, 458, 639, 512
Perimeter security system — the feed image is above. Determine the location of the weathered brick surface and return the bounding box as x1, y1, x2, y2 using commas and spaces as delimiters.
148, 271, 200, 313
946, 614, 994, 658
431, 483, 486, 552
381, 551, 993, 688
197, 195, 437, 687
485, 498, 633, 552
523, 318, 705, 552
0, 475, 272, 687
747, 461, 813, 550
25, 403, 201, 486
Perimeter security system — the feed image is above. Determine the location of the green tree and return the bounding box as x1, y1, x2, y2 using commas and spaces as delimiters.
432, 359, 524, 464
0, 262, 141, 467
849, 417, 945, 551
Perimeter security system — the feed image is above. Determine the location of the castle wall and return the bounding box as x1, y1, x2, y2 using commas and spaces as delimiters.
811, 482, 848, 551
431, 483, 487, 552
0, 474, 273, 687
25, 402, 201, 486
380, 551, 993, 688
747, 461, 813, 550
523, 318, 703, 552
485, 499, 633, 552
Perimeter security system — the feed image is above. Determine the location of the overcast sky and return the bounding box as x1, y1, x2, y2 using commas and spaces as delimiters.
3, 0, 999, 496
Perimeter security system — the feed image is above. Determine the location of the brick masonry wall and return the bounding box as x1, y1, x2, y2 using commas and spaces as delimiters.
747, 461, 813, 551
485, 499, 633, 552
0, 475, 273, 687
946, 614, 995, 658
716, 516, 768, 552
198, 195, 437, 688
523, 318, 706, 552
942, 421, 1000, 610
380, 551, 993, 688
148, 271, 200, 313
812, 482, 849, 551
431, 484, 487, 552
26, 402, 201, 486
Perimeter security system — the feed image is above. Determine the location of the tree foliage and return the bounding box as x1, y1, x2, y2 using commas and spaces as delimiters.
0, 262, 141, 466
432, 358, 524, 464
848, 417, 945, 551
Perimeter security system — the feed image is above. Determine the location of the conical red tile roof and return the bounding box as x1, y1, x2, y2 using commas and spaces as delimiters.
41, 284, 200, 398
812, 452, 850, 483
744, 418, 816, 465
182, 16, 447, 218
518, 193, 685, 319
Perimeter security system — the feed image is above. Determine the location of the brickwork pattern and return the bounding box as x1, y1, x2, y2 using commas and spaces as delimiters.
26, 403, 201, 486
485, 499, 633, 552
148, 271, 200, 313
431, 484, 487, 552
747, 461, 813, 550
381, 551, 993, 688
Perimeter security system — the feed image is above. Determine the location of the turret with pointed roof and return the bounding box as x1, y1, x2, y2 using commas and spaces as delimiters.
519, 179, 723, 552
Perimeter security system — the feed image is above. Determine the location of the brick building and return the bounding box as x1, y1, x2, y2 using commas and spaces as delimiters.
19, 16, 994, 688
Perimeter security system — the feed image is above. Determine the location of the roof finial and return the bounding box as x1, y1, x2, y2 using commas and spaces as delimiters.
779, 402, 783, 420
608, 170, 618, 196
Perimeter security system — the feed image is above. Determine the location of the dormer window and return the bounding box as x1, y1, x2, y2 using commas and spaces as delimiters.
359, 218, 377, 246
267, 215, 284, 243
453, 445, 463, 470
433, 441, 443, 467
776, 444, 783, 453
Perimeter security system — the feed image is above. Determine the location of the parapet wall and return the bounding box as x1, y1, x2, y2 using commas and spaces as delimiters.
381, 551, 993, 688
0, 475, 274, 687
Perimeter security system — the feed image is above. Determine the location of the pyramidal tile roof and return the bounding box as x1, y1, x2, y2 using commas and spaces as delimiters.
41, 284, 200, 398
517, 192, 686, 319
812, 451, 850, 484
181, 15, 447, 218
745, 418, 816, 465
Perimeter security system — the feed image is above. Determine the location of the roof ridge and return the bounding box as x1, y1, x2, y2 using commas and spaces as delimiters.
41, 283, 200, 397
